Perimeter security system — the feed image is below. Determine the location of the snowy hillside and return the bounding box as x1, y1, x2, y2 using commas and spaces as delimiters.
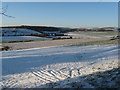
0, 28, 51, 42
1, 45, 119, 88
2, 36, 50, 42
1, 28, 41, 36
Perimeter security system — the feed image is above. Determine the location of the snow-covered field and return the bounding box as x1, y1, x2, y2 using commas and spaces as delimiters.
1, 28, 49, 42
1, 28, 41, 36
2, 36, 49, 42
1, 45, 119, 88
66, 32, 116, 38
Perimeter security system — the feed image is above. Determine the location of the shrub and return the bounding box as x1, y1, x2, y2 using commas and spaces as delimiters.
1, 46, 11, 51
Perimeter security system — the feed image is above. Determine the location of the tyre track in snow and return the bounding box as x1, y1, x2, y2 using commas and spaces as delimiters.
2, 45, 118, 88
9, 45, 118, 87
2, 79, 18, 88
31, 67, 82, 84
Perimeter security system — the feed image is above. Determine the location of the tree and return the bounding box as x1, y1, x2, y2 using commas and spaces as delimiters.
0, 5, 15, 18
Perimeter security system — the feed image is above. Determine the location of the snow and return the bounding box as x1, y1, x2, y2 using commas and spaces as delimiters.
2, 36, 49, 42
1, 28, 41, 36
1, 45, 119, 88
42, 31, 60, 34
65, 32, 115, 38
1, 28, 45, 42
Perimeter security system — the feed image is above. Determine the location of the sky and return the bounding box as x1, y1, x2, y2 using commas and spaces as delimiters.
1, 2, 118, 28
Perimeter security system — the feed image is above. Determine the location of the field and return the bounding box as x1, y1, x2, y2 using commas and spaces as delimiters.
72, 31, 118, 36
65, 31, 118, 38
1, 30, 119, 88
1, 44, 119, 88
2, 36, 50, 43
2, 38, 116, 51
1, 1, 119, 88
2, 31, 118, 51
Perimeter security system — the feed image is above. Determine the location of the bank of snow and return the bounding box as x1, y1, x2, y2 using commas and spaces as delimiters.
1, 45, 119, 88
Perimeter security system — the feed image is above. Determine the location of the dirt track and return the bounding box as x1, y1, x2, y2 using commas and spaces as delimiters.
3, 38, 111, 50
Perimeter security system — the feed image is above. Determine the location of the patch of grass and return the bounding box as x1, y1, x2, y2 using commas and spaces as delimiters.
70, 39, 118, 46
2, 40, 34, 43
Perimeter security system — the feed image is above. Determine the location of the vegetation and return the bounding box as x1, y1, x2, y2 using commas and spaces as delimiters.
1, 25, 61, 32
73, 31, 118, 36
43, 67, 120, 88
1, 25, 117, 33
2, 40, 34, 43
70, 39, 118, 46
1, 46, 11, 51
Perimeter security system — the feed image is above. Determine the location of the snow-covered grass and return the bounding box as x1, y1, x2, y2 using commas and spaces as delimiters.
1, 45, 119, 88
70, 39, 118, 46
1, 28, 62, 43
2, 36, 50, 42
51, 67, 120, 88
66, 31, 117, 39
0, 28, 50, 42
1, 28, 41, 36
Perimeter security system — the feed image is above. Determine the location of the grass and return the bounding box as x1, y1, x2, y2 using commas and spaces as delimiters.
70, 39, 118, 46
1, 40, 34, 43
2, 38, 51, 43
73, 31, 118, 36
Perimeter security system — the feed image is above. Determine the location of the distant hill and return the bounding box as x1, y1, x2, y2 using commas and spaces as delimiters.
1, 25, 117, 32
0, 25, 66, 37
1, 25, 62, 33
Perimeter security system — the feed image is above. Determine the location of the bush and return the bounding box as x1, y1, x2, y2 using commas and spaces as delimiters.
1, 46, 11, 51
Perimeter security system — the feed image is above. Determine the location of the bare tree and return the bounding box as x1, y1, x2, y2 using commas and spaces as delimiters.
0, 5, 15, 18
